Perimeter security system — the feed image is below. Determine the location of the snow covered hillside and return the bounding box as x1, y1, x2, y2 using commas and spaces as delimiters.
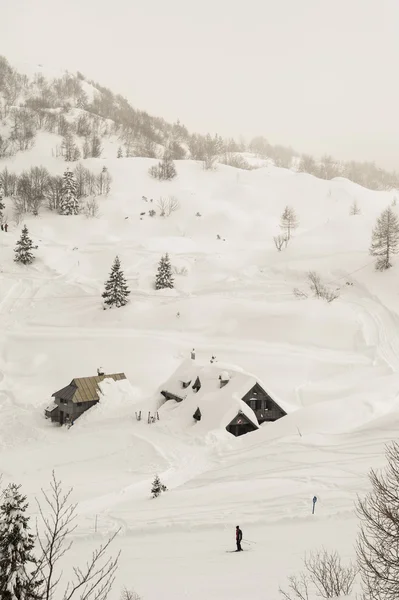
1, 128, 399, 598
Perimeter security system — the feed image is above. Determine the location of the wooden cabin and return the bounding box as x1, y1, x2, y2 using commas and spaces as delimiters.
45, 373, 126, 425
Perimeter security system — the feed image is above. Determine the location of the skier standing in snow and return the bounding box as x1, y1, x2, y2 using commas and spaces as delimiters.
236, 525, 243, 551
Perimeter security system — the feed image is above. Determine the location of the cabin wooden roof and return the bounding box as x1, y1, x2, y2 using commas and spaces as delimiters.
52, 373, 126, 403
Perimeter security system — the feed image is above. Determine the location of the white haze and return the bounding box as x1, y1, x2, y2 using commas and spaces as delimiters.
2, 0, 399, 168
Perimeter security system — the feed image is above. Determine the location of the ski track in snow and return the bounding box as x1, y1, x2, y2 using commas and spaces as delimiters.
1, 155, 398, 599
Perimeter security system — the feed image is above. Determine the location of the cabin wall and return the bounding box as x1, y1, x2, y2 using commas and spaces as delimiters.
53, 398, 98, 423
242, 384, 286, 424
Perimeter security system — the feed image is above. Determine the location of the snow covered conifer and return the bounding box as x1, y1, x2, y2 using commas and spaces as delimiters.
151, 475, 167, 498
370, 206, 399, 270
0, 186, 5, 222
14, 225, 35, 265
280, 205, 299, 241
117, 146, 123, 158
155, 253, 174, 290
0, 483, 42, 600
60, 168, 79, 215
102, 255, 130, 309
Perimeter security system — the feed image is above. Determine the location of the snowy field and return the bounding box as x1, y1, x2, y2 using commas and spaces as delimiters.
1, 136, 399, 598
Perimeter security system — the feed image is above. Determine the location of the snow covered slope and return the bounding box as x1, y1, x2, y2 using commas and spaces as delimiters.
0, 148, 398, 599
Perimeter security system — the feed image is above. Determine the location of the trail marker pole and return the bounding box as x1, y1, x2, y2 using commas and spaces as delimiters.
312, 496, 317, 514
95, 514, 98, 533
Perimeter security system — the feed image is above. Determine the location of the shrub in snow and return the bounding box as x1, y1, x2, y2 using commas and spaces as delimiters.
102, 256, 130, 309
0, 186, 4, 221
155, 254, 174, 290
148, 209, 156, 217
60, 168, 79, 215
157, 196, 179, 217
370, 206, 399, 271
83, 197, 100, 218
273, 234, 287, 251
0, 483, 42, 600
292, 272, 339, 303
279, 548, 358, 600
349, 199, 361, 215
117, 146, 123, 158
14, 225, 36, 265
218, 153, 253, 170
280, 205, 299, 241
151, 475, 167, 498
148, 152, 177, 181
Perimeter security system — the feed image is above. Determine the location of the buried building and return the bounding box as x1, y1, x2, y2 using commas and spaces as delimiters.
45, 372, 127, 425
159, 360, 286, 437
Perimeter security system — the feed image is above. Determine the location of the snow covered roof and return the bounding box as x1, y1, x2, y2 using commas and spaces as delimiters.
158, 360, 273, 433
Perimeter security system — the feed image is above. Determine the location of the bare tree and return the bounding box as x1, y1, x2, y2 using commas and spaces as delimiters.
357, 441, 399, 600
306, 271, 340, 303
304, 549, 358, 598
279, 573, 310, 600
274, 234, 286, 251
157, 196, 180, 217
279, 549, 358, 600
83, 197, 100, 218
120, 588, 141, 600
280, 206, 299, 241
35, 472, 120, 600
370, 206, 399, 271
350, 199, 361, 215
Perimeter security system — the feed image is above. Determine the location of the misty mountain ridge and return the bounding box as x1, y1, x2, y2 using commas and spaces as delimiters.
0, 54, 397, 192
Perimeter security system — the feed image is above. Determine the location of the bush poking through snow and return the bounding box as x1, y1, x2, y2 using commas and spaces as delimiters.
83, 197, 100, 218
349, 199, 361, 215
307, 271, 340, 303
218, 153, 253, 170
369, 206, 399, 271
157, 196, 180, 217
102, 256, 130, 309
151, 475, 167, 498
279, 548, 358, 600
172, 265, 188, 276
274, 234, 287, 251
293, 272, 339, 303
120, 588, 142, 600
357, 441, 399, 600
14, 225, 36, 265
155, 254, 174, 290
280, 205, 299, 241
148, 152, 177, 181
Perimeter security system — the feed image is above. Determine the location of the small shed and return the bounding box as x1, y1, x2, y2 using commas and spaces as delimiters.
45, 372, 126, 425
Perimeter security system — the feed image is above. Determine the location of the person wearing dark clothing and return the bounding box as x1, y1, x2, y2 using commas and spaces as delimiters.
236, 526, 243, 551
4, 223, 8, 232
1, 224, 3, 231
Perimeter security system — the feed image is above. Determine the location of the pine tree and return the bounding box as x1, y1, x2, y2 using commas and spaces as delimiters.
280, 205, 299, 241
60, 168, 79, 215
0, 483, 42, 600
151, 475, 167, 498
117, 146, 123, 159
370, 206, 399, 270
155, 253, 174, 290
102, 255, 130, 309
14, 226, 35, 265
0, 186, 5, 222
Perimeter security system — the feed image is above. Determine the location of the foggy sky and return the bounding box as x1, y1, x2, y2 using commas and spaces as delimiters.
2, 0, 398, 168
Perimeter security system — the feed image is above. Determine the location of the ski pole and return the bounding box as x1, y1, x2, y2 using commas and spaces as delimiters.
243, 539, 257, 545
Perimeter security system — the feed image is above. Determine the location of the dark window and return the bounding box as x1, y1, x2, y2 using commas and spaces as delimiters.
61, 399, 67, 405
249, 399, 257, 411
77, 402, 83, 407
